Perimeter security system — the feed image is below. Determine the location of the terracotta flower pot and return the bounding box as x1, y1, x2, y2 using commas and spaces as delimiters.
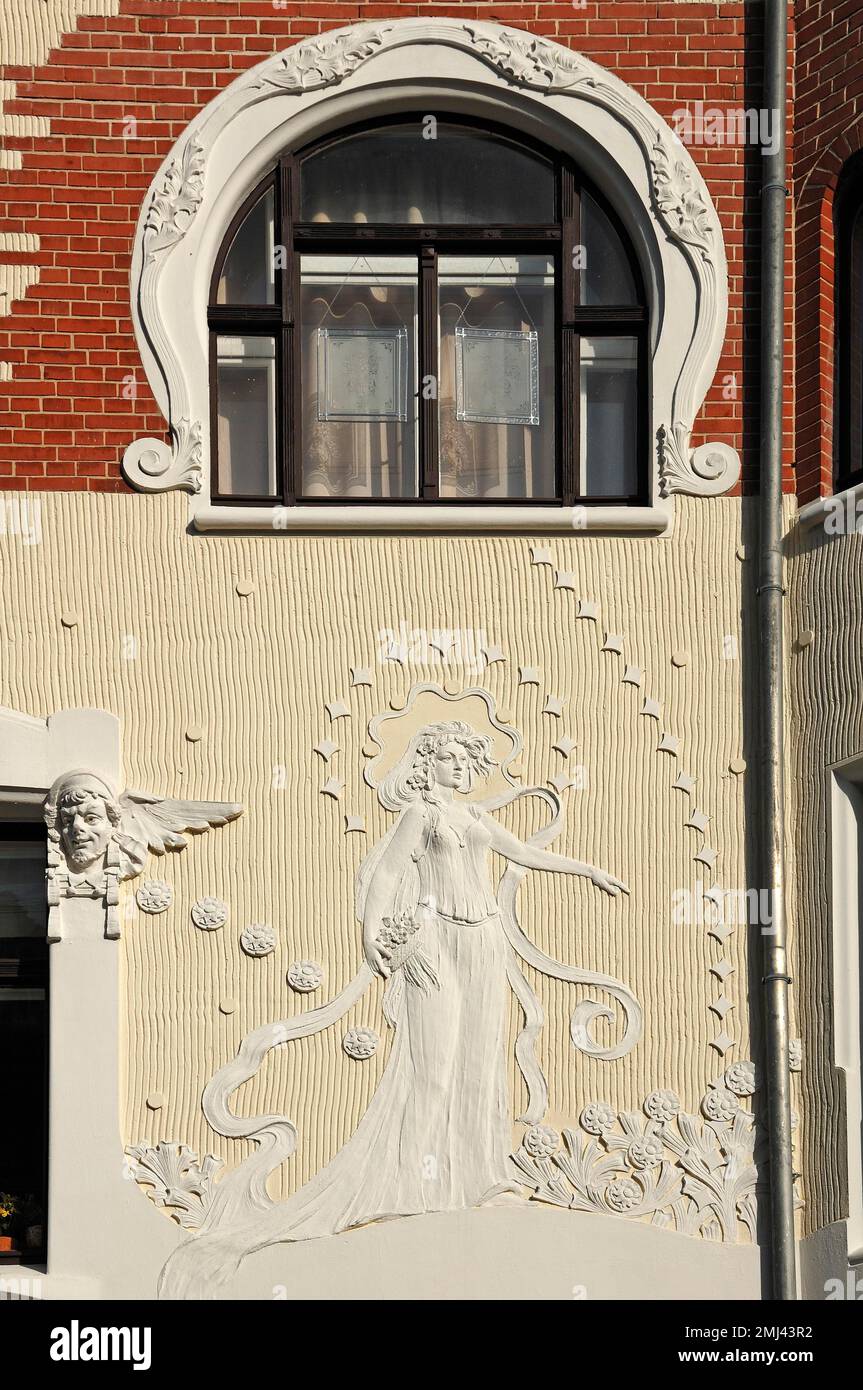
0, 1235, 16, 1253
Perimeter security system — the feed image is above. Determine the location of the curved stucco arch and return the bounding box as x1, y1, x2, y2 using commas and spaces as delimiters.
122, 20, 740, 529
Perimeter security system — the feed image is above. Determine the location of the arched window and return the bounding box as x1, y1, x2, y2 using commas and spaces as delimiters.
836, 155, 863, 493
208, 116, 648, 506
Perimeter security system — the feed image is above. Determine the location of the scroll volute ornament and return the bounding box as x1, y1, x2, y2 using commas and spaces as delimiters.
44, 770, 242, 941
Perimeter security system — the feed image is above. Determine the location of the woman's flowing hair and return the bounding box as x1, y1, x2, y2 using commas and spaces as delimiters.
376, 720, 497, 812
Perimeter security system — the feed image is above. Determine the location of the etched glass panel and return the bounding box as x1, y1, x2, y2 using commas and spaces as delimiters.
300, 255, 418, 497
455, 328, 539, 426
438, 256, 555, 499
317, 328, 408, 423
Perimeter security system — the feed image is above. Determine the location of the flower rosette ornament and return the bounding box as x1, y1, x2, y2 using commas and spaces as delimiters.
605, 1177, 642, 1214
724, 1060, 757, 1097
342, 1026, 380, 1060
287, 960, 324, 993
579, 1101, 617, 1136
191, 897, 229, 932
702, 1086, 740, 1124
240, 923, 276, 957
523, 1124, 560, 1160
136, 879, 173, 914
643, 1089, 681, 1124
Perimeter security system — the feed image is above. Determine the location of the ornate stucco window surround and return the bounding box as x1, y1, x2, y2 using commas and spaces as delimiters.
123, 20, 740, 535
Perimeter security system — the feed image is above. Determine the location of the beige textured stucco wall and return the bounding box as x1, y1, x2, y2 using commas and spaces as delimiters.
0, 489, 796, 1233
787, 517, 863, 1237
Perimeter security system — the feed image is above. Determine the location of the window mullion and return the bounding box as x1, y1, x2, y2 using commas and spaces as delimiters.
280, 156, 298, 507
562, 327, 579, 505
420, 246, 439, 500
561, 161, 579, 325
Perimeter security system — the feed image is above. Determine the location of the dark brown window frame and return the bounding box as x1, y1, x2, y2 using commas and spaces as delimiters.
208, 114, 649, 509
835, 151, 863, 494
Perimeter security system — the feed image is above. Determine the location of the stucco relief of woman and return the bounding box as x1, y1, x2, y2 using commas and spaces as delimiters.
160, 718, 641, 1299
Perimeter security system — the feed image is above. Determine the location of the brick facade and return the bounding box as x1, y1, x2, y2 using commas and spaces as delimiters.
0, 0, 836, 497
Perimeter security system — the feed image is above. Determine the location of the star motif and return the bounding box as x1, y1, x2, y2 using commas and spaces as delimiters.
710, 1032, 735, 1056
640, 697, 661, 720
695, 845, 719, 868
673, 772, 696, 794
481, 644, 506, 665
543, 695, 564, 717
350, 667, 372, 687
321, 777, 345, 799
530, 545, 554, 566
710, 958, 735, 981
657, 733, 679, 755
548, 772, 576, 793
554, 570, 577, 591
344, 815, 365, 834
553, 734, 578, 757
313, 739, 338, 762
708, 922, 734, 944
577, 599, 599, 620
602, 633, 624, 654
325, 699, 350, 721
686, 809, 710, 833
518, 666, 540, 685
622, 665, 643, 686
709, 995, 734, 1019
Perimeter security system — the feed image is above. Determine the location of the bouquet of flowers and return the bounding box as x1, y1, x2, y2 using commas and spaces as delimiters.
378, 909, 439, 992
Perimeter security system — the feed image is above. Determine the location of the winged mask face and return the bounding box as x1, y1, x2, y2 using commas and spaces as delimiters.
48, 773, 121, 874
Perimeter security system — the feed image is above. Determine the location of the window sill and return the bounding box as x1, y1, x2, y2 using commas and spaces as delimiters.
797, 479, 863, 531
192, 502, 671, 535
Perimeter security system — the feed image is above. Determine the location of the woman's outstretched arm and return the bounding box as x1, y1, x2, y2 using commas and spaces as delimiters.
481, 813, 628, 896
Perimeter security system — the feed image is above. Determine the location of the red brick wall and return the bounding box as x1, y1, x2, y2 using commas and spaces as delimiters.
0, 1, 770, 494
794, 0, 863, 503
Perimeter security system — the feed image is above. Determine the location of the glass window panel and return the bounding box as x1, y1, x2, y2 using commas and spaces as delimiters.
216, 187, 275, 305
580, 336, 639, 497
0, 838, 45, 939
300, 124, 555, 225
438, 256, 556, 499
216, 336, 277, 496
848, 203, 863, 478
300, 256, 418, 498
582, 190, 638, 306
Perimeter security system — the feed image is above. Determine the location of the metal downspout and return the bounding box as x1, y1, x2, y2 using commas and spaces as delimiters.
758, 0, 797, 1300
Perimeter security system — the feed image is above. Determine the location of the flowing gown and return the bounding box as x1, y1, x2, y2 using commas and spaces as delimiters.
161, 802, 520, 1295
257, 802, 516, 1237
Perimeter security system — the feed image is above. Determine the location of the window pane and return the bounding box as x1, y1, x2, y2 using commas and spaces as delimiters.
216, 187, 275, 305
300, 124, 555, 225
439, 256, 556, 499
216, 336, 277, 496
300, 256, 418, 497
580, 336, 638, 497
848, 204, 863, 478
0, 831, 48, 1260
582, 191, 638, 306
0, 838, 45, 938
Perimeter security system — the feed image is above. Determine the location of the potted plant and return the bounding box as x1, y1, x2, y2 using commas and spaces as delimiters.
0, 1194, 18, 1253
